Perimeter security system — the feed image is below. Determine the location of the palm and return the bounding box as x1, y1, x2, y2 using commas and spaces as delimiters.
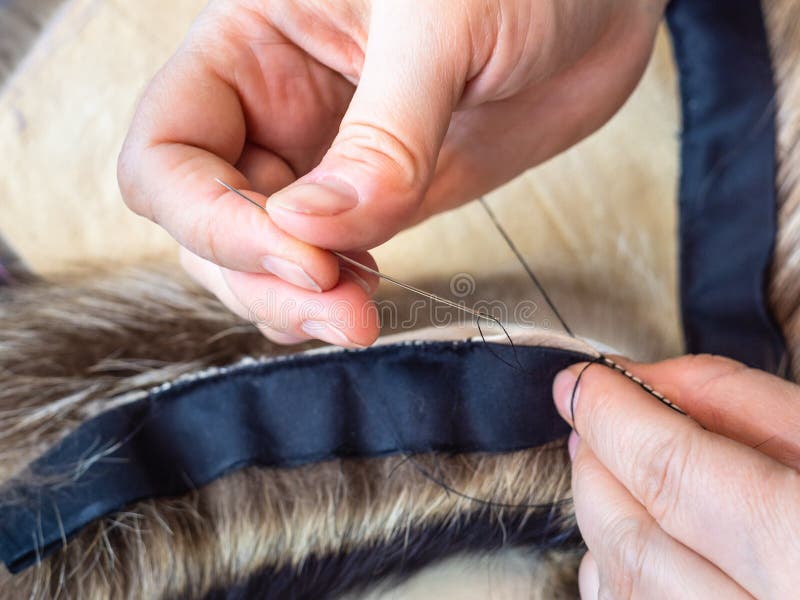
213, 27, 354, 188
120, 0, 663, 347
212, 1, 657, 221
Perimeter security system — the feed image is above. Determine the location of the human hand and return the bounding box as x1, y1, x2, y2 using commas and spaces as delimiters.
552, 355, 800, 599
118, 0, 666, 346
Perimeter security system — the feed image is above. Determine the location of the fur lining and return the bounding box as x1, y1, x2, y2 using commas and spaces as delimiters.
2, 452, 580, 599
0, 268, 581, 599
766, 0, 800, 379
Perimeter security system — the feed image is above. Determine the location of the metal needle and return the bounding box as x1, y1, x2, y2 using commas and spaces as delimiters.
214, 178, 505, 328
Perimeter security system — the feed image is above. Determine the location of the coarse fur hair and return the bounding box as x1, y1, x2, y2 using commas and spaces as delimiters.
0, 268, 583, 599
767, 0, 800, 380
1, 1, 800, 597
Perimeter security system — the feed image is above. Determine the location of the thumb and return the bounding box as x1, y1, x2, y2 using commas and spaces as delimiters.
266, 3, 472, 250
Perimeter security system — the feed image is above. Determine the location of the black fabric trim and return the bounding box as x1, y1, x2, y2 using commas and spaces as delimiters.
199, 509, 582, 600
0, 341, 588, 574
666, 0, 787, 372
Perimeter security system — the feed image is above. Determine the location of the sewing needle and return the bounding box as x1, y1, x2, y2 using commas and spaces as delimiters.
214, 178, 505, 329
214, 178, 685, 414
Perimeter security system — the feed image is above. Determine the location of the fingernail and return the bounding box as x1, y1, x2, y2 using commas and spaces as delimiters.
568, 430, 580, 461
269, 178, 359, 216
340, 266, 373, 294
301, 320, 364, 348
553, 368, 578, 424
262, 256, 322, 292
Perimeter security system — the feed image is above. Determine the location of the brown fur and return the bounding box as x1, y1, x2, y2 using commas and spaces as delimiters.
766, 0, 800, 379
2, 454, 577, 599
0, 268, 306, 480
0, 268, 581, 599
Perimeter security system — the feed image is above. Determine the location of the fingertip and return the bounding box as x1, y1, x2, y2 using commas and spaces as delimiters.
343, 315, 380, 348
340, 267, 374, 294
300, 320, 367, 349
320, 275, 381, 348
337, 251, 380, 295
553, 364, 588, 425
179, 248, 251, 322
257, 324, 311, 346
261, 255, 324, 293
568, 430, 580, 461
219, 266, 380, 349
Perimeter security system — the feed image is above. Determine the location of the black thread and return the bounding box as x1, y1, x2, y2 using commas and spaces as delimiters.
403, 451, 573, 513
475, 317, 525, 371
369, 378, 575, 515
569, 359, 605, 437
479, 196, 686, 415
479, 198, 574, 337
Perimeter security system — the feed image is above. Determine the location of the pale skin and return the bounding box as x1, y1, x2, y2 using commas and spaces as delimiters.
553, 355, 800, 598
118, 0, 665, 346
118, 1, 799, 596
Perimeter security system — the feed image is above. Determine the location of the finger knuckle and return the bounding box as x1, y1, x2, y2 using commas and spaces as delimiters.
631, 430, 694, 522
682, 354, 749, 399
335, 121, 427, 192
116, 147, 149, 218
189, 209, 222, 265
602, 515, 655, 599
259, 325, 305, 346
747, 469, 800, 554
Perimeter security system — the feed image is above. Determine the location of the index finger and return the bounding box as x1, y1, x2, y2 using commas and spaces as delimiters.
615, 355, 800, 469
117, 27, 340, 290
553, 363, 800, 599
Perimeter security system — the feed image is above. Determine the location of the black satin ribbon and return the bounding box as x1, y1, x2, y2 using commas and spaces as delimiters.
667, 0, 787, 372
0, 341, 588, 573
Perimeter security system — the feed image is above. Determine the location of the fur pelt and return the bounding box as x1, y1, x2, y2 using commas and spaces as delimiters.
0, 269, 582, 599
767, 0, 800, 380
